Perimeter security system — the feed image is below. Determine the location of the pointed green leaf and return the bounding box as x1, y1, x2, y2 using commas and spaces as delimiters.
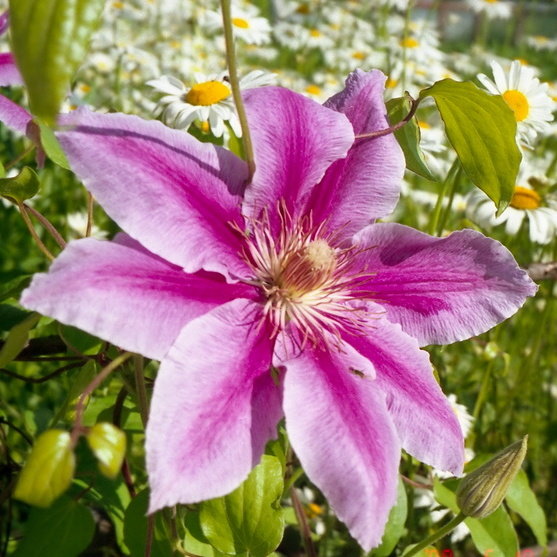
9, 0, 105, 124
372, 478, 408, 556
14, 429, 75, 507
0, 167, 39, 203
387, 95, 436, 181
434, 479, 518, 557
86, 422, 126, 479
13, 496, 95, 557
0, 273, 31, 302
200, 455, 285, 556
36, 120, 71, 169
0, 311, 40, 367
506, 469, 547, 547
420, 79, 521, 212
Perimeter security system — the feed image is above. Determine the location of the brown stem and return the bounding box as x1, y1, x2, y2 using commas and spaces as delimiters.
86, 192, 94, 237
401, 474, 433, 490
145, 514, 155, 557
355, 96, 420, 140
5, 145, 35, 170
24, 203, 66, 249
17, 201, 55, 261
113, 386, 136, 498
291, 487, 317, 557
0, 361, 84, 384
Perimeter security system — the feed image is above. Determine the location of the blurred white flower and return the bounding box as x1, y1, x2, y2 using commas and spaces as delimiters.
466, 0, 513, 19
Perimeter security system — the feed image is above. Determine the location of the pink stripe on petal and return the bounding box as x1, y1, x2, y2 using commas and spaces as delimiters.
0, 94, 32, 135
57, 109, 249, 279
278, 336, 400, 551
0, 53, 23, 86
345, 311, 464, 475
242, 87, 354, 224
20, 238, 256, 360
352, 223, 537, 346
308, 70, 404, 242
147, 299, 281, 511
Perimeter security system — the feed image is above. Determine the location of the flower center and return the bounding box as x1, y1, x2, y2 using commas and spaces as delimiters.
510, 186, 541, 210
352, 51, 366, 60
502, 90, 529, 122
184, 81, 231, 106
232, 17, 250, 28
310, 29, 322, 37
305, 84, 321, 96
238, 206, 375, 348
400, 37, 419, 48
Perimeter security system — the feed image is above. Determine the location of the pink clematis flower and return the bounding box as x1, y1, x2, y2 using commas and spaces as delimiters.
21, 70, 536, 550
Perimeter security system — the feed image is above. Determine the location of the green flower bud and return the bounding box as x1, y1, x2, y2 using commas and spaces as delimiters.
456, 436, 527, 518
86, 422, 126, 479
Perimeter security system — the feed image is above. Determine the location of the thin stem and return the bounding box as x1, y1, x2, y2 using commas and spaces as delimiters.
5, 145, 35, 170
17, 201, 55, 261
145, 514, 155, 557
133, 354, 149, 428
0, 417, 33, 445
428, 158, 459, 236
355, 96, 420, 140
24, 203, 66, 249
113, 386, 136, 498
0, 361, 83, 384
290, 487, 317, 557
86, 192, 94, 237
71, 352, 133, 446
220, 0, 256, 180
403, 512, 466, 557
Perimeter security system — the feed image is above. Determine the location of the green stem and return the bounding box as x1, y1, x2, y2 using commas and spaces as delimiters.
220, 0, 256, 181
133, 354, 150, 428
428, 159, 459, 236
17, 201, 55, 261
404, 512, 466, 557
436, 165, 462, 236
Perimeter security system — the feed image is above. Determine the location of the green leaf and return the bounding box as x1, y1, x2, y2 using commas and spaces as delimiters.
387, 95, 436, 181
420, 79, 521, 212
123, 490, 174, 557
506, 469, 547, 547
36, 120, 71, 169
0, 311, 40, 367
372, 479, 408, 556
0, 273, 31, 302
0, 304, 31, 332
86, 422, 126, 479
9, 0, 105, 124
184, 511, 227, 557
434, 479, 518, 557
14, 429, 75, 507
13, 496, 95, 557
0, 167, 40, 203
59, 324, 103, 355
200, 455, 285, 556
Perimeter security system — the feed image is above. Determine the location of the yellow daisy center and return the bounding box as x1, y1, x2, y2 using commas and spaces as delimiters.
400, 37, 419, 48
232, 17, 250, 28
310, 29, 322, 37
352, 51, 366, 60
305, 84, 321, 96
386, 77, 398, 89
510, 186, 541, 210
418, 121, 431, 129
185, 81, 231, 106
502, 90, 530, 122
485, 0, 498, 3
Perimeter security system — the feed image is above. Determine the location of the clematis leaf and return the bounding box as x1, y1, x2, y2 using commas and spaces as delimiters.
8, 0, 104, 124
0, 311, 40, 367
199, 454, 285, 555
86, 422, 126, 479
372, 478, 408, 556
434, 478, 518, 557
12, 496, 95, 557
387, 95, 436, 182
14, 429, 75, 507
420, 79, 521, 213
0, 167, 39, 203
36, 120, 71, 169
506, 469, 547, 547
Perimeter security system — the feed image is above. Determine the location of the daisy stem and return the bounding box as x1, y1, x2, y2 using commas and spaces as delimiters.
403, 512, 466, 557
220, 0, 256, 180
428, 158, 459, 236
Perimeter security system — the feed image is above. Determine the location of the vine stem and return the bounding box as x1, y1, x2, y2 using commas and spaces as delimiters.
403, 512, 466, 557
24, 203, 66, 249
220, 0, 256, 180
17, 201, 55, 261
290, 487, 317, 557
86, 192, 94, 237
71, 352, 133, 446
133, 354, 150, 428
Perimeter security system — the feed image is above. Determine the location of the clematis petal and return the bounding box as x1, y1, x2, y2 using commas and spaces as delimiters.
57, 108, 250, 278
242, 86, 354, 224
352, 223, 537, 346
0, 53, 23, 86
20, 237, 256, 360
278, 335, 400, 551
307, 69, 404, 242
0, 94, 32, 135
147, 298, 282, 511
345, 310, 464, 475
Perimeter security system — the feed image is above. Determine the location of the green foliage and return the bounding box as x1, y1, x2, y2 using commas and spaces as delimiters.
420, 79, 521, 213
36, 120, 71, 169
434, 479, 519, 557
0, 167, 40, 203
387, 95, 436, 181
199, 455, 285, 556
9, 0, 105, 124
12, 496, 95, 557
372, 479, 408, 556
14, 429, 75, 507
0, 311, 40, 367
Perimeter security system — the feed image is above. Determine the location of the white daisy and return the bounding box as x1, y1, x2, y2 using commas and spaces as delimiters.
477, 60, 556, 145
466, 0, 513, 19
147, 70, 275, 137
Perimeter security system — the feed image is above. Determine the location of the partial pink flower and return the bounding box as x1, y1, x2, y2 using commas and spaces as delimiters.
20, 69, 536, 550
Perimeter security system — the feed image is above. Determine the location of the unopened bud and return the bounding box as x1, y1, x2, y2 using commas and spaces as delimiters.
456, 436, 527, 518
